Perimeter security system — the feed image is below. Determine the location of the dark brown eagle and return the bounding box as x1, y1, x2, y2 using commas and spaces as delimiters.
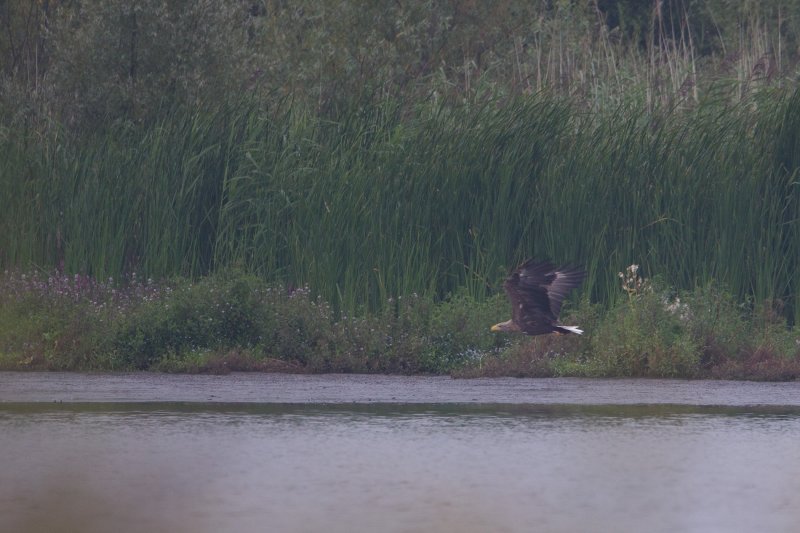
491, 259, 586, 336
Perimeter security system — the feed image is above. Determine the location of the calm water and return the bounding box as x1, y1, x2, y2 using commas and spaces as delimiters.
2, 373, 800, 533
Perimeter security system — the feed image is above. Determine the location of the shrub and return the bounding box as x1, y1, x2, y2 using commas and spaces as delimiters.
416, 292, 508, 372
589, 289, 700, 377
0, 270, 161, 370
111, 271, 266, 369
1, 268, 797, 378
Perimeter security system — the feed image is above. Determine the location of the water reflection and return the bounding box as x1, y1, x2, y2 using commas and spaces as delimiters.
2, 402, 800, 533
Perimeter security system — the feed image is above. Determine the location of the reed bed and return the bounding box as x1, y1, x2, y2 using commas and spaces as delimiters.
3, 89, 799, 321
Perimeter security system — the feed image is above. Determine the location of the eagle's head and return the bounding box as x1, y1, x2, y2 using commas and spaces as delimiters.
490, 319, 519, 333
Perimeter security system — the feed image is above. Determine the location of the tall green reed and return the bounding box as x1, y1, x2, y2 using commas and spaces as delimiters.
2, 90, 799, 319
1, 106, 247, 278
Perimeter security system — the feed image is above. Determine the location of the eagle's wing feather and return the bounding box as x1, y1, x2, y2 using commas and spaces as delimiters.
544, 265, 586, 317
505, 260, 557, 335
502, 275, 526, 328
504, 259, 586, 335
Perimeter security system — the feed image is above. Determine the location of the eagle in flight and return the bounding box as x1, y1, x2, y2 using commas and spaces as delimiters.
491, 259, 586, 336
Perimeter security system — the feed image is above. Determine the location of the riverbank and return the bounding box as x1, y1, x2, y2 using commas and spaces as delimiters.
2, 270, 798, 380
3, 3, 800, 381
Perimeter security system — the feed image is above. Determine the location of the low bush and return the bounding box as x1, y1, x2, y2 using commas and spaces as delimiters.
0, 271, 161, 370
111, 271, 267, 369
457, 267, 800, 380
1, 269, 797, 379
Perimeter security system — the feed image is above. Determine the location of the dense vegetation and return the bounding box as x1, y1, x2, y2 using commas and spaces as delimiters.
2, 1, 800, 377
2, 268, 799, 379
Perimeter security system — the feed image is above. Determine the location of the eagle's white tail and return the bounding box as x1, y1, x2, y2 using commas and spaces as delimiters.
557, 325, 583, 335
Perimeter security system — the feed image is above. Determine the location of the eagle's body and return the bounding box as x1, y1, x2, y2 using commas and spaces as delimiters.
491, 259, 586, 336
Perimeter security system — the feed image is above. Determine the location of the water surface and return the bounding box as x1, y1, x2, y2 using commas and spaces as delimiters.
3, 372, 800, 405
2, 373, 799, 533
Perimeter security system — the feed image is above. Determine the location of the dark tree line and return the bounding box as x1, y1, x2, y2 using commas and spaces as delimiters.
2, 1, 799, 132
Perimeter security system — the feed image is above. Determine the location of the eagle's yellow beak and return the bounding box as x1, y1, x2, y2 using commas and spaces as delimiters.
490, 323, 502, 332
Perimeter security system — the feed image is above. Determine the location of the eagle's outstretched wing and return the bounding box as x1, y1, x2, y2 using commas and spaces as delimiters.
504, 259, 585, 335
